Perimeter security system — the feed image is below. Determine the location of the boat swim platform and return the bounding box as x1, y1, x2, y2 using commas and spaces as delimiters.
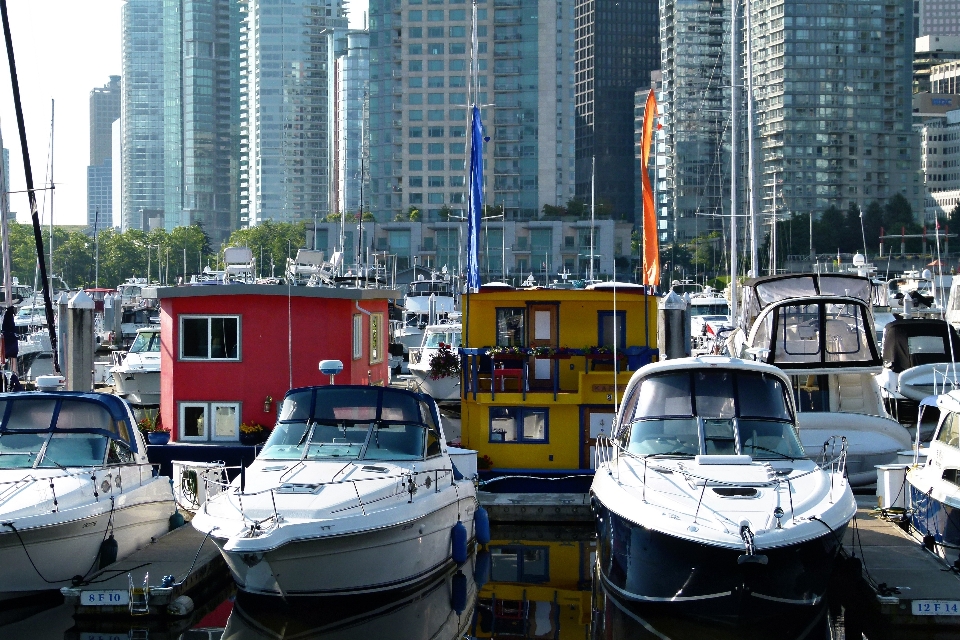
61, 523, 230, 618
478, 491, 592, 523
840, 495, 960, 631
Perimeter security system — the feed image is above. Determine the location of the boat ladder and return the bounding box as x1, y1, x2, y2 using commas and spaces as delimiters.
128, 572, 151, 616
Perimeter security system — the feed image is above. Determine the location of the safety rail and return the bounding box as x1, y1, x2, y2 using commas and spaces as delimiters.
201, 465, 459, 536
931, 363, 960, 397
595, 435, 850, 526
0, 461, 158, 512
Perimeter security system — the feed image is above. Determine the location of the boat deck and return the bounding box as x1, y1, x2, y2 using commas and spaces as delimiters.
61, 522, 230, 618
842, 495, 960, 630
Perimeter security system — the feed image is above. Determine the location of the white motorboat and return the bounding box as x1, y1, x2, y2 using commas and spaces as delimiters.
408, 322, 462, 401
110, 327, 161, 406
908, 390, 960, 561
396, 275, 458, 357
591, 356, 856, 616
876, 318, 960, 423
191, 385, 479, 598
731, 273, 913, 485
687, 286, 732, 354
0, 391, 175, 599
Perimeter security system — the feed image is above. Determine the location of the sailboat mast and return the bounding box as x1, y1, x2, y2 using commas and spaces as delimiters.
745, 0, 758, 276
48, 99, 53, 292
590, 155, 595, 281
0, 0, 58, 373
729, 0, 738, 321
0, 126, 11, 305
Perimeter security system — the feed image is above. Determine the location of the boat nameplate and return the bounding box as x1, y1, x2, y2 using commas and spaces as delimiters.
80, 589, 129, 606
912, 600, 960, 615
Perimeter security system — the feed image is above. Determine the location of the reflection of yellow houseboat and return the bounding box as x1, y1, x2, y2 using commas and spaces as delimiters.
460, 286, 658, 473
473, 526, 595, 638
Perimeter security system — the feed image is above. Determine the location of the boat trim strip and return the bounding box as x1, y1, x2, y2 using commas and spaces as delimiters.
599, 568, 732, 602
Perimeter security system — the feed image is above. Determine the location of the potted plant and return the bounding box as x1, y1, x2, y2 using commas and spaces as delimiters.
239, 422, 269, 446
488, 346, 526, 360
139, 416, 170, 445
477, 454, 493, 470
428, 342, 461, 380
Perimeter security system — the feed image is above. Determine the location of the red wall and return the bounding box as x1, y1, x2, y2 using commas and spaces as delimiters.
159, 293, 390, 442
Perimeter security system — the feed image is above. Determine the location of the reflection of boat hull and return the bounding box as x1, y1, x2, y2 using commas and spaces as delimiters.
215, 498, 474, 597
595, 503, 844, 618
111, 368, 160, 405
225, 559, 477, 639
0, 497, 174, 596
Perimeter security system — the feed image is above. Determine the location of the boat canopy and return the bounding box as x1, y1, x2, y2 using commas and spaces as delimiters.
745, 297, 880, 371
882, 318, 960, 373
0, 393, 138, 468
739, 274, 872, 332
263, 386, 443, 462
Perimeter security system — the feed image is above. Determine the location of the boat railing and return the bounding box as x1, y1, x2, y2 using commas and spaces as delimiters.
201, 465, 458, 535
0, 461, 159, 513
931, 363, 960, 396
596, 435, 850, 522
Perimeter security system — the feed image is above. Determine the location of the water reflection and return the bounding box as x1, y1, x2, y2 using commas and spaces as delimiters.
0, 525, 888, 640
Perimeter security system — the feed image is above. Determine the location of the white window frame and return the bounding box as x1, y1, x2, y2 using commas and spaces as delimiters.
179, 315, 242, 361
178, 401, 241, 442
353, 314, 363, 360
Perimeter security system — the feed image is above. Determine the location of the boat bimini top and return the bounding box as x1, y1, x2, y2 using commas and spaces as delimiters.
0, 392, 141, 469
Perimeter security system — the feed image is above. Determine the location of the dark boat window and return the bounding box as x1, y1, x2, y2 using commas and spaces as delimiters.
694, 371, 735, 418
943, 468, 960, 487
279, 390, 312, 421
792, 375, 829, 412
621, 418, 699, 455
738, 420, 805, 459
313, 388, 380, 421
633, 372, 692, 418
937, 412, 960, 448
5, 399, 56, 431
56, 401, 115, 433
381, 391, 420, 422
739, 373, 791, 420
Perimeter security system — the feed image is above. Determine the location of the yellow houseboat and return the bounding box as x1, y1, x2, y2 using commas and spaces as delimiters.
459, 284, 658, 476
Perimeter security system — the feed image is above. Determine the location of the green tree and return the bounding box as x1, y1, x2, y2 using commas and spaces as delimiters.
226, 221, 306, 278
566, 198, 588, 218
438, 205, 452, 221
408, 206, 421, 221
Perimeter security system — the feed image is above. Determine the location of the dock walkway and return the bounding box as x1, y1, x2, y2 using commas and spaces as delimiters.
843, 495, 960, 630
61, 523, 229, 618
478, 491, 592, 522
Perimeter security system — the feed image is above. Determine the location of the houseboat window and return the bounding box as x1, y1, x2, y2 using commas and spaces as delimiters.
938, 412, 960, 448
179, 402, 240, 441
598, 311, 626, 350
489, 546, 549, 583
496, 308, 525, 347
353, 314, 363, 359
489, 407, 548, 443
180, 316, 240, 360
130, 331, 160, 353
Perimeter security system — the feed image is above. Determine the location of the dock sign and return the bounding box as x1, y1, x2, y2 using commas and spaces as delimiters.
80, 589, 129, 606
913, 600, 960, 615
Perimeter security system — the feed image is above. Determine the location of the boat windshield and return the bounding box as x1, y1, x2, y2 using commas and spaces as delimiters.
689, 303, 729, 317
424, 331, 461, 348
261, 386, 439, 461
129, 331, 161, 354
617, 369, 804, 459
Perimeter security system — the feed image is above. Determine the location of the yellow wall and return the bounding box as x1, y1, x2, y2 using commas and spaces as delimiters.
460, 289, 657, 470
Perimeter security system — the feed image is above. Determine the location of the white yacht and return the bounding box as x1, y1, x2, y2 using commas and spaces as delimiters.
731, 273, 913, 485
591, 357, 856, 615
110, 327, 161, 406
687, 286, 732, 354
396, 275, 458, 358
0, 392, 175, 599
908, 389, 960, 560
408, 322, 462, 401
191, 385, 479, 598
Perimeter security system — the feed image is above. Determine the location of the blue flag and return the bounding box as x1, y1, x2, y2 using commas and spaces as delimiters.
467, 104, 483, 292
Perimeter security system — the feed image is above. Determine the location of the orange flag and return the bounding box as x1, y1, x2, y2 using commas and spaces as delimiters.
640, 89, 660, 288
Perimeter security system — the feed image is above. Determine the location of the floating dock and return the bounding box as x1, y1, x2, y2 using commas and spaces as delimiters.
478, 491, 592, 523
840, 495, 960, 635
61, 523, 229, 618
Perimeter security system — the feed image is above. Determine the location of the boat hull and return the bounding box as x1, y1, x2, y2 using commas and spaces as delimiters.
594, 502, 845, 618
214, 497, 474, 597
111, 369, 160, 406
910, 483, 960, 551
0, 498, 174, 594
408, 367, 460, 401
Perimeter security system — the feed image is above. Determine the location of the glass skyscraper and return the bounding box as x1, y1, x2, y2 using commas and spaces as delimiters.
121, 0, 166, 231
575, 0, 660, 221
88, 75, 121, 229
163, 0, 242, 245
336, 30, 370, 216
239, 0, 348, 225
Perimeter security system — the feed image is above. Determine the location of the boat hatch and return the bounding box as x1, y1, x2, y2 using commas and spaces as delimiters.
362, 465, 390, 473
943, 469, 960, 486
712, 487, 759, 498
276, 483, 322, 494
